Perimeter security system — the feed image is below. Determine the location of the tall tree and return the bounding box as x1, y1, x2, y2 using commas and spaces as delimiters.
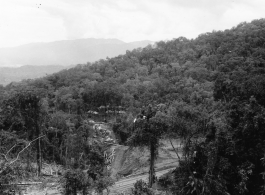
127, 105, 168, 187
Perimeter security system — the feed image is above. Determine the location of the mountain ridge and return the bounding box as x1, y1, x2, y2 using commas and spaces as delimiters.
0, 38, 152, 67
0, 65, 68, 86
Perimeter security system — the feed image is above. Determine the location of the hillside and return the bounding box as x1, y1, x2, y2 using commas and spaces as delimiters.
0, 38, 152, 67
0, 65, 68, 86
1, 19, 265, 195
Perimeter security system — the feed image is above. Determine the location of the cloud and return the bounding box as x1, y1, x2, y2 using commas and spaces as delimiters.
0, 0, 67, 47
44, 6, 87, 39
0, 0, 264, 47
34, 0, 265, 42
43, 0, 153, 41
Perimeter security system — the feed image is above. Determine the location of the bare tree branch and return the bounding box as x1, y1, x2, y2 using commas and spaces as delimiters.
0, 135, 46, 175
0, 153, 8, 162
6, 144, 20, 157
0, 144, 18, 162
169, 139, 181, 161
8, 135, 45, 166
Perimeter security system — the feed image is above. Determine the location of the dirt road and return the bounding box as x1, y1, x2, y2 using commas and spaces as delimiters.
109, 167, 176, 194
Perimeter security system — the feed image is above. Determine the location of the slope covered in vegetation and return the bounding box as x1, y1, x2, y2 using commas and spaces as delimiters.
1, 19, 265, 194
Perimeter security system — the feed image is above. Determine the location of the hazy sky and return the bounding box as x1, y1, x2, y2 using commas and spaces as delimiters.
0, 0, 264, 48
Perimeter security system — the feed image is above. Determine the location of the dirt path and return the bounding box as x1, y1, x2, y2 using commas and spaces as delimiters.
109, 166, 177, 194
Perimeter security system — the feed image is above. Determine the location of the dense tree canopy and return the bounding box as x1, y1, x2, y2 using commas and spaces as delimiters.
1, 18, 265, 194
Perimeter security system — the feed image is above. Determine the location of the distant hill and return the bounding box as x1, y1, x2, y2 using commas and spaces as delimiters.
0, 65, 66, 86
0, 38, 152, 67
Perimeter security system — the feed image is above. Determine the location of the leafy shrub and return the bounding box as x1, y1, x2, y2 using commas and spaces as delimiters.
131, 180, 154, 195
62, 168, 114, 195
63, 169, 90, 195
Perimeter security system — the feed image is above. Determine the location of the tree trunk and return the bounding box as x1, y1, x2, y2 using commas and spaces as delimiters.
149, 142, 156, 188
39, 138, 42, 172
65, 145, 68, 167
36, 122, 41, 177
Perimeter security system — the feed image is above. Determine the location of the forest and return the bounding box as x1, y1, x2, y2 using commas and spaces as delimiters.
0, 18, 265, 194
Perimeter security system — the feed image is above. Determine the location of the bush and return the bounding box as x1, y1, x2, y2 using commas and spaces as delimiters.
63, 169, 90, 195
62, 168, 114, 195
131, 180, 154, 195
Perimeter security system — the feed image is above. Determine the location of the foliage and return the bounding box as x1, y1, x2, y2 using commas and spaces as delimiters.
63, 169, 90, 195
0, 18, 265, 194
130, 180, 154, 195
62, 142, 114, 195
112, 113, 133, 144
